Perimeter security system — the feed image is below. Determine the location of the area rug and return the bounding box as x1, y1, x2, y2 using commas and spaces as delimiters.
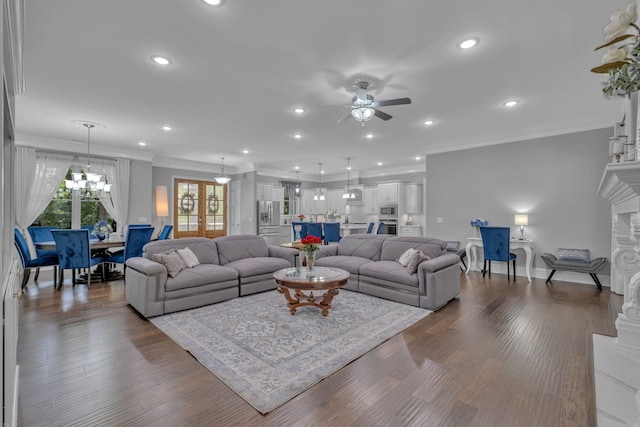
150, 289, 431, 414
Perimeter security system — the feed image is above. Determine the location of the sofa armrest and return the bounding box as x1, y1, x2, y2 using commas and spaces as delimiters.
268, 246, 298, 266
419, 252, 460, 273
316, 245, 339, 259
124, 257, 168, 318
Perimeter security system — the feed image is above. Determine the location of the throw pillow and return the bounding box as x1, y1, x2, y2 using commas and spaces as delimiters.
153, 249, 187, 278
397, 248, 419, 267
406, 250, 431, 274
177, 247, 200, 268
557, 248, 590, 262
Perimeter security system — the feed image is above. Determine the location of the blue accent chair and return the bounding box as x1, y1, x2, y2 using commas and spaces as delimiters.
479, 226, 517, 280
51, 229, 105, 289
366, 222, 375, 234
292, 222, 307, 241
376, 222, 385, 234
306, 222, 323, 241
106, 227, 154, 277
158, 224, 173, 240
14, 228, 59, 289
323, 222, 341, 244
28, 226, 59, 280
128, 223, 152, 228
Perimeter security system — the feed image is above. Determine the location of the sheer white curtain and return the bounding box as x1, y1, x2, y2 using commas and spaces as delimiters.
95, 158, 130, 233
14, 147, 73, 256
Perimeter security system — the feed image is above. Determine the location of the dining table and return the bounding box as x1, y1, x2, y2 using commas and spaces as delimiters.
35, 237, 126, 283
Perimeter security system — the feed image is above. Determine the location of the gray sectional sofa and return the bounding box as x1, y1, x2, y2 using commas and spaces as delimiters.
125, 235, 298, 318
314, 234, 461, 310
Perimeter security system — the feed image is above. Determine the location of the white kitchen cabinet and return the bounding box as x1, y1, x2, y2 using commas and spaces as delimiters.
377, 182, 399, 203
399, 226, 422, 237
272, 187, 285, 215
364, 187, 378, 215
326, 189, 347, 215
301, 189, 315, 214
257, 183, 273, 200
404, 183, 421, 214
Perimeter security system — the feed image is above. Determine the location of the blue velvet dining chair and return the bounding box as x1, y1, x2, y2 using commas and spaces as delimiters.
306, 222, 323, 241
366, 222, 376, 234
27, 226, 59, 280
376, 222, 385, 234
292, 222, 307, 241
106, 226, 154, 277
51, 229, 105, 290
479, 226, 517, 280
15, 228, 59, 289
158, 224, 173, 240
323, 222, 340, 244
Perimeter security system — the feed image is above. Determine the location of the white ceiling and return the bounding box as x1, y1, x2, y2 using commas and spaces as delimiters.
15, 0, 624, 181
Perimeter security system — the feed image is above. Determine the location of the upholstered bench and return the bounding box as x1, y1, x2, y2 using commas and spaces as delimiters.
540, 251, 607, 290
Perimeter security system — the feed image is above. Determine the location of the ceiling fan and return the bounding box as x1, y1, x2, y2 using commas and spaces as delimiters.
329, 81, 412, 125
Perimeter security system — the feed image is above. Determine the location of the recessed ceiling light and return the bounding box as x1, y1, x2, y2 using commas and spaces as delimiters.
365, 133, 374, 139
202, 0, 224, 5
457, 38, 479, 49
377, 162, 383, 166
415, 157, 422, 160
242, 149, 249, 154
293, 107, 305, 114
292, 133, 302, 139
294, 166, 299, 170
503, 100, 519, 107
161, 125, 172, 131
423, 119, 435, 126
151, 56, 172, 66
138, 141, 147, 146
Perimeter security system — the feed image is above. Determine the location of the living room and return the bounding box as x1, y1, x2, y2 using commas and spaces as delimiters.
2, 0, 640, 425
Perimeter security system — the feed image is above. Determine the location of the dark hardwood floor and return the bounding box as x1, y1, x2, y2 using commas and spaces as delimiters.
17, 269, 622, 427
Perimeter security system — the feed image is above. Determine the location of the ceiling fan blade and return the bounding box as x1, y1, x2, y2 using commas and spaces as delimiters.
374, 109, 393, 121
317, 104, 351, 109
373, 97, 412, 107
337, 112, 353, 123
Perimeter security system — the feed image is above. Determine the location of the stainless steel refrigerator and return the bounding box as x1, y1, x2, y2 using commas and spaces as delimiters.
257, 201, 280, 245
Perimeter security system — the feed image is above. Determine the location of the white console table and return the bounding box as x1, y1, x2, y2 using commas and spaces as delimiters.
465, 237, 535, 282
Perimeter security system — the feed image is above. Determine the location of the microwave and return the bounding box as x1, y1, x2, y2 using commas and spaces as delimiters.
379, 205, 397, 216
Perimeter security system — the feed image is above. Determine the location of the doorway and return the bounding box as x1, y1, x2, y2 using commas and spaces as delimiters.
173, 179, 227, 239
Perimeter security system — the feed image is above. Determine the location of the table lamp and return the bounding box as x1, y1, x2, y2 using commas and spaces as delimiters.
514, 214, 528, 240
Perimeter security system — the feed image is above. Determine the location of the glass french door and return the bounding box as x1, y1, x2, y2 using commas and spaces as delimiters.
174, 179, 227, 239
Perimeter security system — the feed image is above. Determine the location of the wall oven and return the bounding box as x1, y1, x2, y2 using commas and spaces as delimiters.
378, 219, 397, 235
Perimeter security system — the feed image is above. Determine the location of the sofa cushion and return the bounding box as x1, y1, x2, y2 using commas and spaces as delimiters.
144, 238, 219, 265
225, 257, 291, 277
381, 237, 446, 261
359, 260, 419, 287
314, 255, 374, 275
406, 251, 430, 274
336, 234, 388, 261
165, 264, 238, 292
215, 235, 270, 264
397, 248, 419, 266
557, 248, 590, 262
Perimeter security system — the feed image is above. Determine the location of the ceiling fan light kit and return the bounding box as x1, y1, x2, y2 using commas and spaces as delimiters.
333, 81, 411, 125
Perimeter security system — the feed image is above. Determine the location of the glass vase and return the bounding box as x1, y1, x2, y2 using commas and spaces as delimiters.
306, 251, 316, 274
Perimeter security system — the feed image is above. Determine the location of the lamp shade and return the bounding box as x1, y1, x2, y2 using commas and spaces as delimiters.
514, 214, 529, 226
156, 186, 169, 217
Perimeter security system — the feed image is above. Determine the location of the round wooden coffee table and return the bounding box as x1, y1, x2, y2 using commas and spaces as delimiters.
273, 267, 350, 316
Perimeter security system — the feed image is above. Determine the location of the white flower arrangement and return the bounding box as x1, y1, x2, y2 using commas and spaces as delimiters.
93, 220, 112, 236
592, 1, 640, 97
325, 209, 340, 222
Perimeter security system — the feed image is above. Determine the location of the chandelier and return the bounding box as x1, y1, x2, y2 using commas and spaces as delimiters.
214, 157, 231, 185
65, 123, 112, 197
342, 158, 355, 199
314, 162, 325, 201
295, 171, 300, 194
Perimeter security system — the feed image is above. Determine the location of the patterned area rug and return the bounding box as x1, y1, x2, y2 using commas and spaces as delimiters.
151, 289, 431, 414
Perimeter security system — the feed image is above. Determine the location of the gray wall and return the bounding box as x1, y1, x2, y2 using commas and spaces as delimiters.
425, 127, 612, 281
127, 160, 153, 227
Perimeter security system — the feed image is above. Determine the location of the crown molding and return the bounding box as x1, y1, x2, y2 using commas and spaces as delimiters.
15, 134, 155, 161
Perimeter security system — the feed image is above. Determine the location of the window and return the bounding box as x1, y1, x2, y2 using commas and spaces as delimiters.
34, 168, 114, 230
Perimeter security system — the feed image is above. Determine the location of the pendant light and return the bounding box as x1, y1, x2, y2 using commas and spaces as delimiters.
65, 122, 112, 197
295, 171, 300, 194
342, 158, 355, 199
214, 157, 231, 185
314, 163, 325, 201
